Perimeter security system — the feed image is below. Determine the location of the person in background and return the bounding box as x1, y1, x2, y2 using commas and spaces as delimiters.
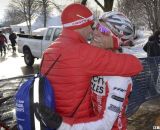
35, 3, 142, 130
143, 30, 160, 86
9, 31, 17, 53
34, 11, 140, 130
143, 30, 160, 57
19, 28, 22, 33
0, 31, 8, 56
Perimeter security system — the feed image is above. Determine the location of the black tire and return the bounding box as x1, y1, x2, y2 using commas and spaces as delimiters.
23, 48, 35, 66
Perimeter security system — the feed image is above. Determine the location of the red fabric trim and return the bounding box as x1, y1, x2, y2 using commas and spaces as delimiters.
112, 35, 119, 50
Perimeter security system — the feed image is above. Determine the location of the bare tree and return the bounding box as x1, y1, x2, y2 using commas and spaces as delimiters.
117, 0, 160, 32
36, 0, 50, 27
81, 0, 114, 11
141, 0, 160, 32
117, 0, 146, 26
4, 0, 115, 30
95, 0, 114, 11
49, 1, 63, 13
3, 6, 26, 26
35, 0, 64, 27
81, 0, 87, 5
10, 0, 40, 34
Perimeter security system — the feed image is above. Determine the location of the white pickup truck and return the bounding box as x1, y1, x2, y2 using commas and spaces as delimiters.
18, 26, 62, 66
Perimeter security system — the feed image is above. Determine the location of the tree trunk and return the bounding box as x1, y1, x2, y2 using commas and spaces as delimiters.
104, 0, 114, 11
81, 0, 88, 5
43, 0, 47, 27
95, 0, 114, 12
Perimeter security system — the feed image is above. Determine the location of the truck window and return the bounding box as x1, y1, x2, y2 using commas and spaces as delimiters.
52, 28, 62, 41
45, 28, 53, 40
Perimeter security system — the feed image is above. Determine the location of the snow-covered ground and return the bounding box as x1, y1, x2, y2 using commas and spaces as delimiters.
123, 30, 152, 58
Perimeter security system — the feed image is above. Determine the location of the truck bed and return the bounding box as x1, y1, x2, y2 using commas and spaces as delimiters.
17, 34, 43, 40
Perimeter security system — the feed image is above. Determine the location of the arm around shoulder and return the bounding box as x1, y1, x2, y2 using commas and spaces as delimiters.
80, 44, 143, 77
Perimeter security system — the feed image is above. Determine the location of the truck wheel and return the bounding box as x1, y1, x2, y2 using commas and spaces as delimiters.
24, 49, 35, 66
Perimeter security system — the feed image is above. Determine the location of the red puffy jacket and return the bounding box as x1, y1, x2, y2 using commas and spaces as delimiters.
41, 28, 143, 124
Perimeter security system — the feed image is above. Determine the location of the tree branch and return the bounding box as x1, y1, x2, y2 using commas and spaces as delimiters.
94, 0, 105, 11
49, 1, 62, 12
81, 0, 88, 5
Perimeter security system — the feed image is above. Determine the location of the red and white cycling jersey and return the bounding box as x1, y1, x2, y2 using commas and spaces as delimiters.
58, 76, 132, 130
91, 76, 132, 130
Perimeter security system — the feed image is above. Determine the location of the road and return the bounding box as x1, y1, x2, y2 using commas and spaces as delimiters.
0, 49, 40, 79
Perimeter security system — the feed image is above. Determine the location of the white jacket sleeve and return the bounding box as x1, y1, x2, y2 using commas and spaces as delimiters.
58, 76, 132, 130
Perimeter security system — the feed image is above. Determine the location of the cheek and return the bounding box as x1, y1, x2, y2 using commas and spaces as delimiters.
86, 27, 92, 33
93, 30, 102, 37
102, 35, 107, 42
85, 29, 92, 36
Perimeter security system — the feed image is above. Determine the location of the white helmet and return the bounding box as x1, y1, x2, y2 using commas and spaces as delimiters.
99, 11, 135, 41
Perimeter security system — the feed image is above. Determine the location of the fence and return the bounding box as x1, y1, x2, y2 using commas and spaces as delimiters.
126, 56, 160, 117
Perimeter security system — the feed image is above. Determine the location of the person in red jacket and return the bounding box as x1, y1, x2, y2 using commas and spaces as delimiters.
0, 31, 7, 56
34, 10, 139, 130
38, 3, 143, 129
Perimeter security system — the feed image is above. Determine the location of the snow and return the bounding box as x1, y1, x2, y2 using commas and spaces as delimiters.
32, 27, 47, 35
10, 15, 61, 33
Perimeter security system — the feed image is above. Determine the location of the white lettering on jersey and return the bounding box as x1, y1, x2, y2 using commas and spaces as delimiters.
91, 76, 106, 96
